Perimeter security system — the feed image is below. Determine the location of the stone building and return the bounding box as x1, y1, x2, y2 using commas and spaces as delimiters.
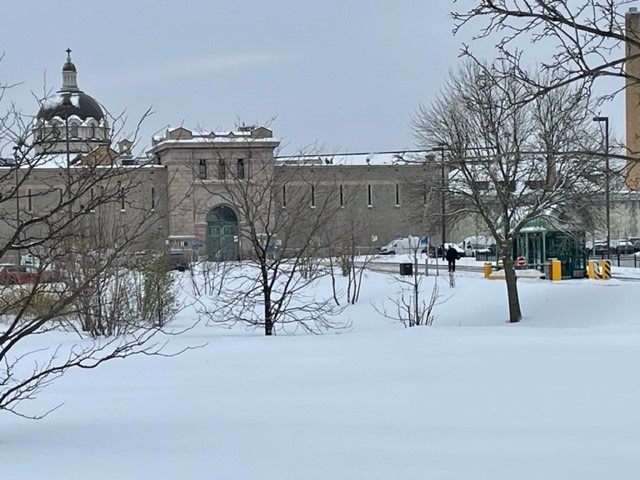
12, 44, 640, 263
1, 51, 442, 263
1, 51, 167, 264
626, 7, 640, 190
149, 126, 441, 259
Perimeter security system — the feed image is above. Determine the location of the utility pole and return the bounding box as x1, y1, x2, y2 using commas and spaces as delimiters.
593, 116, 610, 260
63, 92, 73, 223
12, 143, 21, 266
439, 144, 447, 256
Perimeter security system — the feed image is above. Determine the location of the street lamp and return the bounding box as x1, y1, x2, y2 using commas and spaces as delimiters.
438, 143, 447, 256
593, 116, 610, 259
62, 92, 72, 222
12, 142, 21, 266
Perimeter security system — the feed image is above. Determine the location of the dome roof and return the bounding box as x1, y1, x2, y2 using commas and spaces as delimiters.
62, 60, 77, 72
36, 49, 105, 122
37, 91, 105, 122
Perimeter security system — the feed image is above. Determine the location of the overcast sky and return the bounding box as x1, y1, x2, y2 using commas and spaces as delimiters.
1, 0, 623, 156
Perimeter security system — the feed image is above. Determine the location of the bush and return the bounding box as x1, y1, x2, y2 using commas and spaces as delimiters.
0, 286, 66, 318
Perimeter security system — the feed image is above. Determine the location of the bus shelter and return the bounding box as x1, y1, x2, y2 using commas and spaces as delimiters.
513, 218, 587, 278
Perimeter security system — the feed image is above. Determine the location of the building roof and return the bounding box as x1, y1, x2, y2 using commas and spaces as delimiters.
275, 150, 435, 166
37, 91, 105, 122
37, 49, 105, 122
149, 126, 279, 153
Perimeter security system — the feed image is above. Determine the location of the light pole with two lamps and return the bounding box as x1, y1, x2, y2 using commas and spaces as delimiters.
593, 116, 610, 259
11, 141, 22, 265
438, 143, 447, 258
62, 92, 72, 222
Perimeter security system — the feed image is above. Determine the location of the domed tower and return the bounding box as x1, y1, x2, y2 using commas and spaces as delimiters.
33, 49, 110, 155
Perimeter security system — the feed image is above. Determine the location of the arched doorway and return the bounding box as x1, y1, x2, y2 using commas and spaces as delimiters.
206, 206, 239, 261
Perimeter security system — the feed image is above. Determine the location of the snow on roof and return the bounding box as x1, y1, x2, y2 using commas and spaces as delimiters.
151, 126, 278, 149
275, 151, 434, 167
0, 152, 163, 170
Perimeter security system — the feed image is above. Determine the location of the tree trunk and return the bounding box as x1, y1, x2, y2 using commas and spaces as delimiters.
264, 288, 274, 336
503, 257, 522, 323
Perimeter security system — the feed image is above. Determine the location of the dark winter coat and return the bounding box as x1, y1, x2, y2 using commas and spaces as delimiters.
445, 247, 458, 262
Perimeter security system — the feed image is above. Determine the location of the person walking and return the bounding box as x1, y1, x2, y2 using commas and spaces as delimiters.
445, 245, 458, 273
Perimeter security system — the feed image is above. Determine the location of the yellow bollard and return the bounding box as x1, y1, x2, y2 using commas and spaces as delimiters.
587, 259, 599, 279
601, 259, 611, 279
483, 262, 492, 279
550, 259, 562, 281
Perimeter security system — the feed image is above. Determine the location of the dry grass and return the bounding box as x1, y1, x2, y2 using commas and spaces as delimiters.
0, 285, 68, 318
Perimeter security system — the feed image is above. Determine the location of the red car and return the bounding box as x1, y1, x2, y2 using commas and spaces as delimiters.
0, 265, 57, 285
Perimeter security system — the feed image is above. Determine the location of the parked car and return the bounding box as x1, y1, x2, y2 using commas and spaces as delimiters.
593, 241, 608, 256
424, 243, 464, 260
629, 237, 640, 252
0, 265, 57, 285
380, 236, 421, 255
169, 251, 191, 272
460, 236, 496, 257
616, 239, 636, 255
463, 242, 497, 257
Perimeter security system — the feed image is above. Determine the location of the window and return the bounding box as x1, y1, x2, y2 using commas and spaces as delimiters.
525, 180, 545, 190
395, 184, 400, 206
367, 184, 372, 207
282, 185, 287, 208
498, 180, 516, 192
339, 185, 344, 207
119, 183, 126, 211
237, 159, 245, 179
151, 187, 156, 210
69, 123, 79, 138
90, 188, 95, 212
218, 159, 226, 180
27, 189, 32, 212
90, 124, 97, 138
198, 159, 207, 179
472, 181, 490, 191
311, 185, 316, 208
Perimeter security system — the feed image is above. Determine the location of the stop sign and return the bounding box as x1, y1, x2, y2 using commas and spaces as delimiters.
517, 256, 526, 267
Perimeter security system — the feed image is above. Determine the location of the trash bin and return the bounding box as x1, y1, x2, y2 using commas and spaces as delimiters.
399, 263, 413, 276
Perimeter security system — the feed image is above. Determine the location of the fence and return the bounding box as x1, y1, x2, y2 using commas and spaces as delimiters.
475, 252, 639, 269
590, 253, 639, 268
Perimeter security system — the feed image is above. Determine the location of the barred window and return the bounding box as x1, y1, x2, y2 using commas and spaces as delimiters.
198, 159, 207, 179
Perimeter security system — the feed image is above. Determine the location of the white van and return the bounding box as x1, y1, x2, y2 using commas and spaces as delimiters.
379, 236, 422, 255
461, 235, 496, 257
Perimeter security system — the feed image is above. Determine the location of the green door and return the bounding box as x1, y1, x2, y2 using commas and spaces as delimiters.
206, 206, 239, 261
545, 231, 586, 278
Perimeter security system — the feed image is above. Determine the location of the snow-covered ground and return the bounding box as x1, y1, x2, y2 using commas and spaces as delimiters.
2, 264, 640, 479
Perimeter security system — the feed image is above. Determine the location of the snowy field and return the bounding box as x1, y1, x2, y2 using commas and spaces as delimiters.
2, 263, 640, 480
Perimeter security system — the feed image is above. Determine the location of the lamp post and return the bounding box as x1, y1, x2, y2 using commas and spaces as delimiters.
438, 144, 446, 256
12, 143, 20, 266
62, 92, 72, 222
593, 116, 610, 259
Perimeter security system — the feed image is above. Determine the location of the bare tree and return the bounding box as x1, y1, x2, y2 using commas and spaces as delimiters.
451, 0, 638, 102
323, 186, 376, 305
0, 79, 189, 418
413, 61, 602, 322
195, 144, 351, 335
374, 244, 442, 328
451, 0, 640, 183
